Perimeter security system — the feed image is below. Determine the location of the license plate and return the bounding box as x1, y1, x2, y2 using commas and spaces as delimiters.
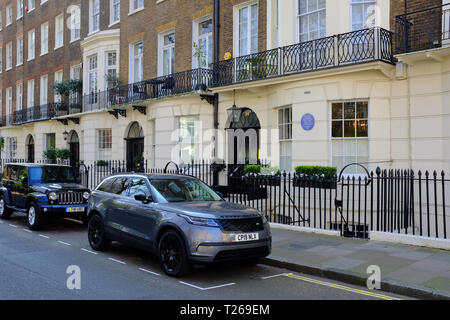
234, 233, 259, 242
66, 207, 85, 213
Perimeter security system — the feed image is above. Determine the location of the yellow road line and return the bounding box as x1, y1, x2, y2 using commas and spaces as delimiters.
284, 273, 402, 300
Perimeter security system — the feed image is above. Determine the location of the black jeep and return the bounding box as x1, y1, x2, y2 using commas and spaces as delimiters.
0, 163, 90, 230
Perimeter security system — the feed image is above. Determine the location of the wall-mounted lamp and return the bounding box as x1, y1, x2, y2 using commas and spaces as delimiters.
63, 130, 69, 141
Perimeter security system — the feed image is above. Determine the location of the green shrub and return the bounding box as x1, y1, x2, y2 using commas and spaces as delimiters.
56, 149, 71, 160
96, 160, 108, 166
43, 147, 58, 161
295, 165, 337, 179
243, 164, 261, 175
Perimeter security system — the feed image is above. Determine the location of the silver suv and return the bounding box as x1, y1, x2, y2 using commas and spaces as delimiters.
87, 173, 272, 277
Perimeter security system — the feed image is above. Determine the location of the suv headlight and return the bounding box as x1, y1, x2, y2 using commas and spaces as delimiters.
178, 214, 220, 228
48, 192, 58, 201
83, 191, 90, 200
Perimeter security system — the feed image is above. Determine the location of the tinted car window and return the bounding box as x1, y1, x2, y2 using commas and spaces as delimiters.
110, 177, 129, 195
2, 166, 9, 180
97, 178, 115, 193
128, 178, 150, 198
150, 178, 222, 202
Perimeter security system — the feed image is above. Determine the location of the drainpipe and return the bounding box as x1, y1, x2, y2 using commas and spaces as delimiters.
212, 0, 220, 186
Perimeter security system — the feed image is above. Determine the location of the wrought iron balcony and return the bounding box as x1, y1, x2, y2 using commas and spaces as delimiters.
12, 103, 59, 125
211, 27, 393, 87
106, 68, 213, 107
395, 3, 450, 54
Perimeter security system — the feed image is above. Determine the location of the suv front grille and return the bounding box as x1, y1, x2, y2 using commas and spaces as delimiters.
217, 217, 264, 232
58, 192, 84, 205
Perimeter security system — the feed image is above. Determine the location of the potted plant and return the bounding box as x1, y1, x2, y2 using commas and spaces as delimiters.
68, 79, 83, 113
43, 147, 71, 164
193, 41, 208, 91
53, 82, 71, 116
293, 165, 337, 189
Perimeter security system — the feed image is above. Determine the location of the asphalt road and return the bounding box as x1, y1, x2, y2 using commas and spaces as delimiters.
0, 213, 412, 300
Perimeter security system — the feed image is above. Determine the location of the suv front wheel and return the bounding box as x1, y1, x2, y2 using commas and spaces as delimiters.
27, 202, 46, 230
158, 230, 192, 277
0, 195, 12, 219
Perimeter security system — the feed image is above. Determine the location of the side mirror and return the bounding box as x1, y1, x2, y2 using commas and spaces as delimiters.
134, 193, 153, 203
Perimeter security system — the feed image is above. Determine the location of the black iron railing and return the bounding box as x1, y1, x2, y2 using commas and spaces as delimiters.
12, 103, 59, 125
106, 68, 213, 107
212, 27, 393, 87
395, 3, 450, 54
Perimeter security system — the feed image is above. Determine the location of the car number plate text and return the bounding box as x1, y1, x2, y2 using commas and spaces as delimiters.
66, 207, 85, 213
234, 233, 259, 242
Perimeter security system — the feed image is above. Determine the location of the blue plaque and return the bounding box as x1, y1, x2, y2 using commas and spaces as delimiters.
301, 113, 315, 131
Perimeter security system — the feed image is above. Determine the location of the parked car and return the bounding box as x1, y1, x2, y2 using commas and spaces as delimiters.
87, 173, 272, 277
0, 163, 90, 230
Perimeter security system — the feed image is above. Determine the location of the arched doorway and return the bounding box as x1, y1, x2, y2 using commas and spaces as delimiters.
125, 121, 144, 171
226, 107, 261, 169
26, 135, 35, 163
68, 131, 80, 166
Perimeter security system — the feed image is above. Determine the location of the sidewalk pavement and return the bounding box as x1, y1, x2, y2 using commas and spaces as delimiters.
263, 226, 450, 299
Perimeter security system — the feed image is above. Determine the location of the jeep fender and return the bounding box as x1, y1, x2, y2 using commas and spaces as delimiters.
0, 187, 12, 205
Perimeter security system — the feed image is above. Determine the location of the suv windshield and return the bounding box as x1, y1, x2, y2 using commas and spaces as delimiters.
29, 166, 77, 184
150, 178, 222, 202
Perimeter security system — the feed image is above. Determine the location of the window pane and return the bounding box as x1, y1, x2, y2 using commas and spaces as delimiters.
356, 120, 368, 137
344, 120, 355, 137
332, 121, 343, 137
332, 103, 342, 119
344, 102, 355, 119
356, 101, 368, 118
332, 140, 342, 155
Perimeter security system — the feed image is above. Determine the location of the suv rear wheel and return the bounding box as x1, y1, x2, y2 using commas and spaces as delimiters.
158, 230, 192, 277
27, 202, 46, 230
88, 214, 110, 251
0, 195, 12, 219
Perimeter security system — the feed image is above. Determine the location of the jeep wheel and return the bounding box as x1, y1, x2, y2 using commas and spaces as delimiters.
0, 196, 12, 220
27, 202, 46, 230
158, 230, 192, 277
88, 214, 110, 251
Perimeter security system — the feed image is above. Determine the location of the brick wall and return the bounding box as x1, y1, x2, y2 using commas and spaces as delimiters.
0, 0, 120, 117
391, 0, 443, 53
120, 0, 267, 83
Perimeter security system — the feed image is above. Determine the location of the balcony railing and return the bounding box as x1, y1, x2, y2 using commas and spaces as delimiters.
395, 3, 450, 54
12, 103, 59, 125
211, 27, 393, 87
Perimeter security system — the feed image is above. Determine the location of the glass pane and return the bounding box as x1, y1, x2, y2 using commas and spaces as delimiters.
357, 140, 369, 156
356, 120, 368, 137
356, 101, 368, 118
278, 109, 284, 124
332, 103, 342, 119
332, 121, 342, 137
343, 140, 356, 155
344, 120, 355, 137
318, 0, 326, 10
308, 0, 317, 12
332, 140, 342, 156
344, 102, 355, 119
299, 0, 307, 15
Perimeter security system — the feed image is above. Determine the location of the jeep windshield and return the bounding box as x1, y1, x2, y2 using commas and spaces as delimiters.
150, 178, 222, 202
29, 166, 77, 184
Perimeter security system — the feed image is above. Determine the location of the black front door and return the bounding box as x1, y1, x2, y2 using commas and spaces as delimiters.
69, 142, 80, 166
27, 143, 35, 163
126, 138, 144, 171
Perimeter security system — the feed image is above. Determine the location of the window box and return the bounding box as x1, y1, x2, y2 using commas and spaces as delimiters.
293, 166, 337, 189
